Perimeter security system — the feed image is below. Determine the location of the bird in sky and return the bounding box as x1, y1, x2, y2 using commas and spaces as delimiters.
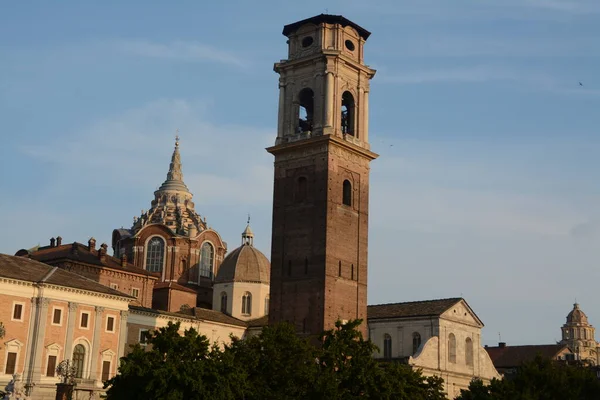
579, 82, 584, 86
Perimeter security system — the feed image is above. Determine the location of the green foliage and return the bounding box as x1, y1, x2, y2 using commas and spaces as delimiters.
456, 355, 600, 400
104, 322, 247, 400
105, 319, 447, 400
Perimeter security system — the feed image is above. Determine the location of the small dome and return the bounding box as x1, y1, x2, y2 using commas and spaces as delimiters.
216, 245, 270, 283
567, 303, 589, 324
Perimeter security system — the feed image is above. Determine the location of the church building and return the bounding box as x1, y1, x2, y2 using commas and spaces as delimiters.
1, 13, 504, 400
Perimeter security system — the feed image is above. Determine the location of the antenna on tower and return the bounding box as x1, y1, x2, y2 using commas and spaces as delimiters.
498, 332, 502, 342
247, 213, 251, 225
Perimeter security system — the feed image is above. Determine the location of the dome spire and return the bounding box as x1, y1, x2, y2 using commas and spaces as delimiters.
156, 131, 191, 193
242, 215, 254, 246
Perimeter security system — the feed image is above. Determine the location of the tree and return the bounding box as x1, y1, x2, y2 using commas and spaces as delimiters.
456, 355, 600, 400
315, 320, 446, 400
104, 322, 246, 400
106, 319, 447, 400
227, 321, 319, 400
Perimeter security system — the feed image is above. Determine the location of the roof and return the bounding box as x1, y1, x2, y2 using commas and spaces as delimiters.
566, 303, 589, 325
154, 281, 197, 294
246, 315, 269, 328
485, 344, 570, 368
282, 14, 371, 40
215, 244, 270, 284
0, 253, 133, 299
22, 242, 158, 278
129, 305, 247, 327
368, 298, 463, 320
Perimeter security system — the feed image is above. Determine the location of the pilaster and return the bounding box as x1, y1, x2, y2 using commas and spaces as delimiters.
117, 310, 129, 359
89, 306, 104, 381
64, 302, 78, 358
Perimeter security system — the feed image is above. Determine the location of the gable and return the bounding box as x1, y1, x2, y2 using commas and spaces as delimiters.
440, 299, 483, 328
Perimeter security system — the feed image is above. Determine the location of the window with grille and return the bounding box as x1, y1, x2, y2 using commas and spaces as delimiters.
146, 237, 165, 273
199, 242, 214, 278
73, 344, 85, 378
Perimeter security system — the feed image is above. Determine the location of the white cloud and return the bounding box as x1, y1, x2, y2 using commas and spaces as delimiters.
115, 39, 246, 67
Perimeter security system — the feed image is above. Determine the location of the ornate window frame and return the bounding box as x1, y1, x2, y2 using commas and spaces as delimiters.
144, 235, 167, 278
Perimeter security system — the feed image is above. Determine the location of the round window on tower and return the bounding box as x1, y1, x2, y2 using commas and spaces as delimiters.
302, 36, 314, 48
345, 40, 355, 51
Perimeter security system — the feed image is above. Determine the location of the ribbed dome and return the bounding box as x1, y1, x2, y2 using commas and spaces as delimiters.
215, 244, 270, 284
567, 303, 589, 324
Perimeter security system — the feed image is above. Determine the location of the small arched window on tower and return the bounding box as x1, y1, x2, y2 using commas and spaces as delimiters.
220, 292, 228, 314
242, 292, 252, 315
412, 332, 421, 355
341, 91, 355, 136
448, 333, 457, 364
146, 237, 165, 273
342, 180, 352, 206
295, 176, 308, 202
199, 242, 214, 279
383, 334, 392, 359
298, 88, 314, 134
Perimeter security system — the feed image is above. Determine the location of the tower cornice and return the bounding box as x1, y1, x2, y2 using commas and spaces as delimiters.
267, 134, 378, 161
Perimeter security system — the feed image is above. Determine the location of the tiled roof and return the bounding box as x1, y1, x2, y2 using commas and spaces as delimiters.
0, 253, 132, 299
246, 315, 269, 328
485, 344, 569, 368
129, 305, 247, 327
24, 242, 158, 278
368, 298, 463, 320
215, 244, 270, 284
154, 281, 198, 294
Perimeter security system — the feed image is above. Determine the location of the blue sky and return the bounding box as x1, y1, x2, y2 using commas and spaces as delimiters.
1, 0, 599, 346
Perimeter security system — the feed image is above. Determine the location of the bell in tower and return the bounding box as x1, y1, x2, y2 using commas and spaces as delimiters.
274, 14, 376, 149
267, 14, 378, 337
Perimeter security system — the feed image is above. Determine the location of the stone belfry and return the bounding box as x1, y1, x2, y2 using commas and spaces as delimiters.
267, 14, 378, 336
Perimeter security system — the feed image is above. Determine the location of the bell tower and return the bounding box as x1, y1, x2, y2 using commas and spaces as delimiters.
267, 14, 377, 336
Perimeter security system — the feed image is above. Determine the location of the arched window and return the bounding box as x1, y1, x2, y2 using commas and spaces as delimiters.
584, 330, 588, 340
338, 261, 342, 277
296, 177, 307, 202
73, 344, 86, 379
412, 332, 422, 355
383, 334, 392, 359
242, 292, 252, 315
264, 296, 270, 315
465, 337, 474, 366
298, 88, 314, 133
199, 242, 214, 278
145, 237, 165, 273
565, 329, 570, 339
341, 91, 355, 136
448, 333, 456, 364
220, 292, 227, 314
342, 180, 352, 206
